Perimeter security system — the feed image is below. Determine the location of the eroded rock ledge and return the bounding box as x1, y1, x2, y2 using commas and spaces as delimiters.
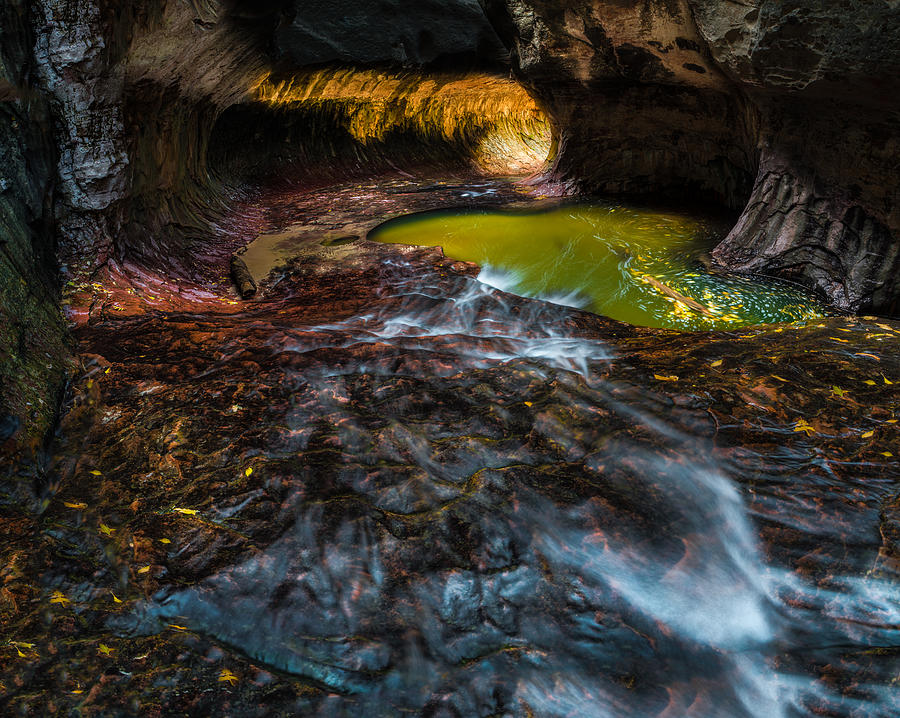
482, 0, 900, 313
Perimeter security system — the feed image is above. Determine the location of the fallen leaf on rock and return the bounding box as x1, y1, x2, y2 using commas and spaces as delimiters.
49, 591, 70, 605
711, 360, 723, 368
244, 467, 253, 477
111, 593, 122, 604
137, 566, 151, 575
882, 452, 894, 458
173, 508, 198, 515
218, 669, 239, 685
863, 380, 877, 386
831, 386, 849, 399
98, 644, 113, 656
794, 419, 816, 436
64, 502, 88, 510
89, 470, 102, 476
99, 523, 114, 536
861, 431, 875, 438
159, 538, 171, 544
654, 374, 678, 382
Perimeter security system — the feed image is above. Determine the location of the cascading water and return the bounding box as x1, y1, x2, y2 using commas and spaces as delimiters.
2, 64, 898, 717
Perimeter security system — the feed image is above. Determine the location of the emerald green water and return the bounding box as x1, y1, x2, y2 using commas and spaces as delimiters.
369, 204, 829, 331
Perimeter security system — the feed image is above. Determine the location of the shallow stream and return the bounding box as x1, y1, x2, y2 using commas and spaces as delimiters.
1, 173, 898, 717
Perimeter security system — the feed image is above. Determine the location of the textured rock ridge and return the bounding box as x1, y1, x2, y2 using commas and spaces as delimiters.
0, 0, 69, 460
482, 0, 900, 312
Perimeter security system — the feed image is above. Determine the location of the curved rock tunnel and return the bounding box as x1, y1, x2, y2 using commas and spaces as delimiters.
1, 1, 900, 715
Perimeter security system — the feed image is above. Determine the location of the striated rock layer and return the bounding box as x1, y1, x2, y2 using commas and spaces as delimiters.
482, 0, 900, 313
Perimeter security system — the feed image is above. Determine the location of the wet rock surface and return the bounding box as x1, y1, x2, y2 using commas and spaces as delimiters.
1, 174, 899, 716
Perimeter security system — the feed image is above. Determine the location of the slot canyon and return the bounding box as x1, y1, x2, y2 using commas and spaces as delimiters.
1, 1, 899, 715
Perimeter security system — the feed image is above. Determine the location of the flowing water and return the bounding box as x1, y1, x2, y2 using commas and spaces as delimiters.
370, 205, 828, 331
1, 174, 898, 717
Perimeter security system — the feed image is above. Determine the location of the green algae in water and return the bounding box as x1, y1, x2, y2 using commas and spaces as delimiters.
369, 205, 829, 331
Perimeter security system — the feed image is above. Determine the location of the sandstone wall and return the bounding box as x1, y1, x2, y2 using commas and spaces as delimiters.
482, 0, 900, 312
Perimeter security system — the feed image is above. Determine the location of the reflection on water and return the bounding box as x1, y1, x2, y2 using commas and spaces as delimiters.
370, 206, 829, 330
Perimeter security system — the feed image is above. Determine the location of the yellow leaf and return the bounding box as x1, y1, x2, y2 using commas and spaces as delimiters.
137, 566, 151, 575
168, 624, 188, 630
64, 502, 88, 510
89, 470, 102, 476
111, 593, 122, 604
49, 591, 70, 605
887, 419, 898, 424
710, 360, 723, 368
882, 375, 894, 385
861, 431, 875, 438
244, 467, 253, 477
771, 375, 789, 383
654, 374, 679, 382
173, 508, 198, 515
98, 644, 113, 656
71, 689, 83, 694
104, 367, 111, 374
218, 669, 239, 685
830, 337, 850, 343
159, 538, 171, 544
524, 401, 533, 407
831, 386, 849, 399
99, 523, 114, 536
882, 452, 894, 458
794, 419, 816, 436
863, 380, 877, 386
854, 353, 880, 361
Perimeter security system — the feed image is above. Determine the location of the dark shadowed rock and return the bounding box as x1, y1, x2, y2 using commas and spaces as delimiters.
275, 0, 508, 69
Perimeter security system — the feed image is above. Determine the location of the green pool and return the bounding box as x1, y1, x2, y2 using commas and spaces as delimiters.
369, 204, 828, 331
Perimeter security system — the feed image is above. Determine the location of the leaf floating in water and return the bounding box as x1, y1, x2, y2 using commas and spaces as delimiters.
98, 644, 114, 656
173, 508, 198, 516
861, 431, 875, 438
49, 591, 70, 605
654, 374, 679, 382
794, 419, 816, 436
218, 669, 239, 685
64, 501, 88, 509
710, 360, 723, 368
99, 523, 115, 536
